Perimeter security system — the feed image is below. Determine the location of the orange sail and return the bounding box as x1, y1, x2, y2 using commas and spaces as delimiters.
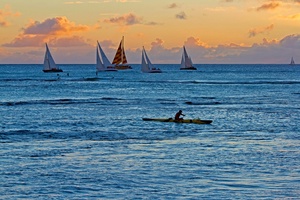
112, 36, 128, 65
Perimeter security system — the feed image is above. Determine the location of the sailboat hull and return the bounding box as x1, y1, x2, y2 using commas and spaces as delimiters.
43, 69, 63, 73
180, 67, 197, 70
115, 65, 132, 70
148, 69, 162, 73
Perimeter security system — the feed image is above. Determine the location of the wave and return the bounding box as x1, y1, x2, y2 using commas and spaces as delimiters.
0, 97, 126, 107
0, 128, 174, 145
0, 96, 189, 107
133, 79, 300, 85
185, 101, 221, 105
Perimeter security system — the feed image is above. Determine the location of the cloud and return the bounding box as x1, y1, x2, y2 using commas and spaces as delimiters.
103, 13, 159, 26
145, 21, 161, 26
64, 1, 85, 4
151, 38, 164, 48
0, 5, 21, 27
248, 24, 274, 38
175, 12, 187, 20
3, 35, 47, 47
3, 16, 91, 47
184, 37, 209, 48
280, 13, 300, 20
256, 2, 281, 11
168, 3, 179, 9
48, 36, 90, 47
279, 34, 300, 48
23, 17, 90, 35
104, 13, 143, 25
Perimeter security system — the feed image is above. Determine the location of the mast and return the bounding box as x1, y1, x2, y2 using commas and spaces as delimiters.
121, 36, 124, 64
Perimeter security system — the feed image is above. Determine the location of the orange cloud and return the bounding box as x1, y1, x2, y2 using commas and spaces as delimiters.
48, 36, 90, 47
256, 2, 281, 11
168, 3, 179, 9
184, 37, 209, 48
151, 38, 164, 48
3, 16, 91, 47
280, 13, 300, 20
3, 35, 47, 47
175, 12, 187, 20
0, 5, 21, 27
248, 24, 274, 38
24, 17, 89, 36
104, 13, 143, 26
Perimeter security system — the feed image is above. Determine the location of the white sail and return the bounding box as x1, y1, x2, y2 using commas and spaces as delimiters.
180, 46, 196, 70
290, 57, 295, 65
96, 43, 105, 71
96, 41, 117, 72
141, 48, 149, 72
141, 47, 161, 73
43, 43, 58, 71
180, 54, 185, 69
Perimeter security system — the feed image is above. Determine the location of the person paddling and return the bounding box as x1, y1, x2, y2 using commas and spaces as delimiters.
175, 110, 185, 121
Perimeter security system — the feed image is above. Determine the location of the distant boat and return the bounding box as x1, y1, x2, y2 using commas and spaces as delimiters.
290, 57, 295, 65
141, 47, 162, 73
180, 46, 197, 70
96, 41, 117, 72
112, 36, 132, 70
43, 43, 63, 73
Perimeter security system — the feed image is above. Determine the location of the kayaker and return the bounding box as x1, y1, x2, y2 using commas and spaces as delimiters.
175, 110, 185, 121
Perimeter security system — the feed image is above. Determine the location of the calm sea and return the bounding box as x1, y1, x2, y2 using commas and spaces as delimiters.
0, 64, 299, 199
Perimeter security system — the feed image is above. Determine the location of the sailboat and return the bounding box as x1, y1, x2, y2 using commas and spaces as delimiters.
96, 41, 117, 72
112, 36, 132, 70
43, 43, 63, 73
290, 57, 295, 65
141, 47, 162, 73
180, 46, 196, 70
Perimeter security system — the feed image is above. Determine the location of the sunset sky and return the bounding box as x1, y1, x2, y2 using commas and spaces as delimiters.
0, 0, 299, 64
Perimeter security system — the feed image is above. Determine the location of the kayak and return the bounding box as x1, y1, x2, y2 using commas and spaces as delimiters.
142, 118, 212, 124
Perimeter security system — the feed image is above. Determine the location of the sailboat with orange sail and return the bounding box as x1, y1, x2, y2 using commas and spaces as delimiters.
112, 36, 132, 70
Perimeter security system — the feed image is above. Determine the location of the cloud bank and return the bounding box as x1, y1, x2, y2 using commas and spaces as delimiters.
3, 16, 91, 47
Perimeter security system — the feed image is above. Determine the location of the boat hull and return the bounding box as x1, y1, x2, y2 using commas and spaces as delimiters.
142, 118, 212, 124
43, 69, 63, 73
180, 67, 197, 70
148, 70, 162, 73
115, 65, 132, 70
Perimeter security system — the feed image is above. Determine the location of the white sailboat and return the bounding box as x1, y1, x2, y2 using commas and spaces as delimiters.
141, 47, 162, 73
180, 46, 196, 70
112, 36, 132, 70
290, 57, 295, 65
43, 43, 63, 73
96, 41, 117, 72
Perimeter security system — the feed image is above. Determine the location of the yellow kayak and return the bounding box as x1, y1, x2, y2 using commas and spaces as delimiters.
142, 118, 212, 124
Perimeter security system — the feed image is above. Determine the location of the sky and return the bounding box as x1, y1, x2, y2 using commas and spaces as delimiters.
0, 0, 299, 64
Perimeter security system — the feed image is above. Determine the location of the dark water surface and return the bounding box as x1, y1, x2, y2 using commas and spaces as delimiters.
0, 64, 299, 199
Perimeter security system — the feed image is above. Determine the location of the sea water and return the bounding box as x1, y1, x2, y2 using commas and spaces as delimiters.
0, 64, 299, 199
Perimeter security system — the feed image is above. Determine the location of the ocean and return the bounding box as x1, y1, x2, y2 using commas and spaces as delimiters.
0, 64, 299, 199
